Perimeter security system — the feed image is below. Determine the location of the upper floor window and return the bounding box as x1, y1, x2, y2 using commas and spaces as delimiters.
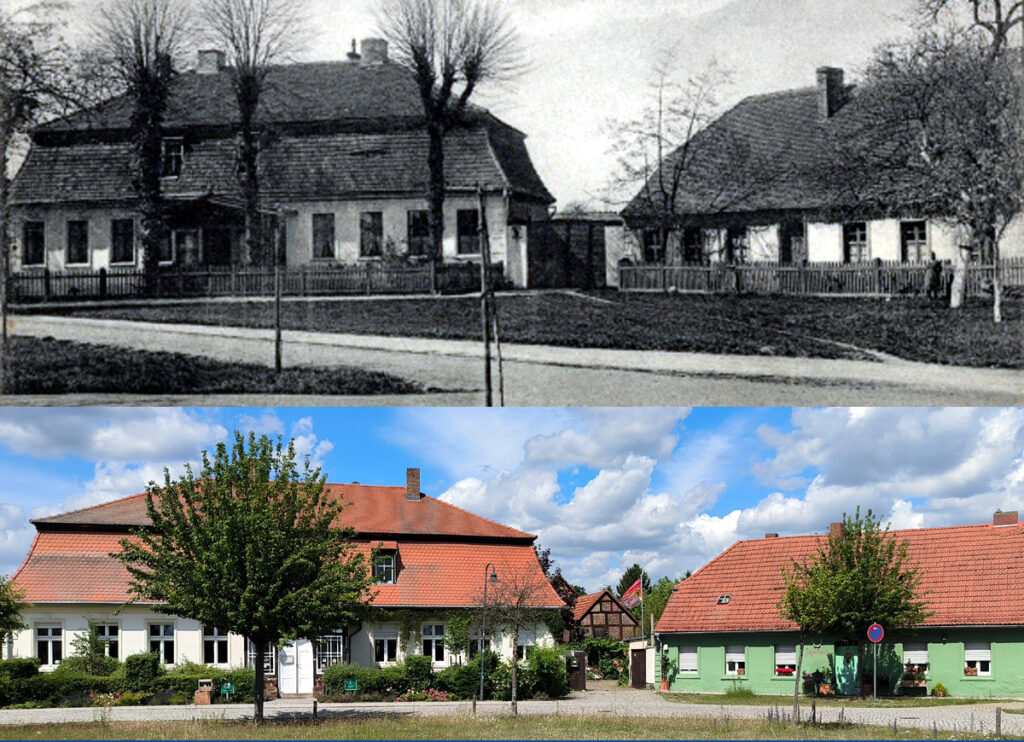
407, 210, 430, 257
35, 625, 62, 666
23, 221, 44, 266
374, 552, 396, 584
457, 210, 479, 255
161, 138, 184, 178
110, 219, 135, 265
203, 626, 228, 665
422, 624, 445, 662
843, 222, 869, 263
312, 213, 335, 260
360, 212, 383, 258
66, 220, 89, 265
148, 623, 175, 664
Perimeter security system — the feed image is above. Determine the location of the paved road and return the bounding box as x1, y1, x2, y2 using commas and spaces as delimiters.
8, 314, 1022, 405
0, 688, 1021, 735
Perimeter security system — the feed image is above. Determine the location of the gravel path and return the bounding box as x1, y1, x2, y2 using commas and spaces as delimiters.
1, 689, 1022, 735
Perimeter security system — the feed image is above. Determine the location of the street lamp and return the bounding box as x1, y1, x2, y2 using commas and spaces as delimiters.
480, 563, 498, 701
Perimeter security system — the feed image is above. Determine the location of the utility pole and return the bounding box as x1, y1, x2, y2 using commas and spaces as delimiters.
477, 186, 492, 406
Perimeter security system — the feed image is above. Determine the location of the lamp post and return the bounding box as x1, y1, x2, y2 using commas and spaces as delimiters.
480, 563, 498, 701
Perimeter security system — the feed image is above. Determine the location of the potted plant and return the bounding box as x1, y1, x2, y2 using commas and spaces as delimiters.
659, 650, 675, 691
964, 665, 978, 676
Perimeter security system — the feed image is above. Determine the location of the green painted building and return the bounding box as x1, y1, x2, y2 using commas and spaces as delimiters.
655, 513, 1024, 699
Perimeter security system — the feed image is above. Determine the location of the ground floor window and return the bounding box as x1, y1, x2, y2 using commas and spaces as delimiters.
642, 229, 663, 264
375, 630, 398, 664
902, 643, 928, 672
964, 642, 990, 676
66, 219, 89, 265
678, 646, 698, 674
23, 221, 44, 266
316, 632, 345, 673
468, 629, 490, 659
407, 210, 430, 256
246, 639, 277, 675
900, 220, 928, 263
173, 229, 199, 266
35, 625, 62, 666
843, 222, 869, 263
203, 626, 229, 665
457, 210, 480, 255
682, 228, 703, 264
96, 624, 119, 659
110, 219, 135, 264
725, 645, 745, 676
774, 645, 796, 675
312, 213, 335, 259
515, 629, 536, 661
360, 212, 383, 258
149, 623, 175, 664
422, 624, 445, 662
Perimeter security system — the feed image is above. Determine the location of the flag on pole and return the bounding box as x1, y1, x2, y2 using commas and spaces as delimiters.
621, 577, 642, 608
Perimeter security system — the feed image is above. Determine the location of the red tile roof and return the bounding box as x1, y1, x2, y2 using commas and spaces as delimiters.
17, 484, 563, 609
656, 520, 1024, 634
572, 589, 639, 624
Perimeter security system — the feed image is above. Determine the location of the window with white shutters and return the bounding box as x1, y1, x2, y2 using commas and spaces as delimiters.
679, 646, 698, 673
725, 645, 745, 675
965, 642, 991, 676
775, 645, 796, 675
903, 642, 928, 672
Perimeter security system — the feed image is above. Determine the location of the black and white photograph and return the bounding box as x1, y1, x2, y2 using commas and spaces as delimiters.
0, 0, 1018, 404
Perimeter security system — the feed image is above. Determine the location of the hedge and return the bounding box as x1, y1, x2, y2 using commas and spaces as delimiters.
0, 659, 40, 680
322, 662, 409, 697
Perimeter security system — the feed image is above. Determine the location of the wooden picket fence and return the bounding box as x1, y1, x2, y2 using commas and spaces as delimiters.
619, 258, 1024, 297
8, 261, 496, 302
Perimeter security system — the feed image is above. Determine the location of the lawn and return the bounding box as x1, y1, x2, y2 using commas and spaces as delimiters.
0, 715, 1013, 741
660, 691, 999, 708
2, 336, 422, 395
43, 292, 1023, 368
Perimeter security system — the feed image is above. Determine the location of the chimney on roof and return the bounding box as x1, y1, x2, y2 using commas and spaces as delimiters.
994, 509, 1018, 527
346, 38, 361, 63
816, 66, 845, 119
765, 533, 778, 539
406, 467, 421, 501
829, 522, 844, 538
197, 49, 226, 75
361, 38, 388, 65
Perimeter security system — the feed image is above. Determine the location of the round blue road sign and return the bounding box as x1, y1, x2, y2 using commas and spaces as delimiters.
867, 623, 884, 643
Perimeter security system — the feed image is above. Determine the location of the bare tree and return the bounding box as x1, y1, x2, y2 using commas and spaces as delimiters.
486, 563, 547, 717
377, 0, 520, 266
202, 0, 306, 265
0, 1, 83, 394
91, 0, 193, 294
829, 28, 1020, 321
919, 0, 1022, 54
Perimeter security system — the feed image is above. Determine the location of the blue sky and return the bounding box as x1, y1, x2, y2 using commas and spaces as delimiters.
1, 407, 1021, 591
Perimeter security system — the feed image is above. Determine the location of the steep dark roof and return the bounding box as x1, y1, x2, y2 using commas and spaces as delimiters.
16, 60, 553, 205
622, 85, 857, 221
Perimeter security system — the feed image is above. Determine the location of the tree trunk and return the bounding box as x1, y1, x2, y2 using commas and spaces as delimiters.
133, 68, 170, 297
0, 115, 12, 396
510, 625, 518, 717
949, 246, 967, 309
427, 121, 446, 270
253, 640, 266, 724
792, 635, 804, 724
238, 107, 261, 266
856, 640, 865, 699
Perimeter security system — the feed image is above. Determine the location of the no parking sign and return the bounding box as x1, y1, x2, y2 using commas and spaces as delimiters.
867, 623, 884, 643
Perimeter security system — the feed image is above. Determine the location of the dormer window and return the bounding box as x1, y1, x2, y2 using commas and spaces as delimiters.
374, 552, 396, 584
161, 138, 184, 178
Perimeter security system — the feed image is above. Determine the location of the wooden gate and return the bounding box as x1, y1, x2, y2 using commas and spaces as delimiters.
630, 648, 646, 689
566, 650, 586, 691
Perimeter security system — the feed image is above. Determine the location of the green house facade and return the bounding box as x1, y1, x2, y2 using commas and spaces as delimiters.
656, 513, 1024, 699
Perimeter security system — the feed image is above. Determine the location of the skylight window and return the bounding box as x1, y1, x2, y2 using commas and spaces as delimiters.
717, 595, 731, 604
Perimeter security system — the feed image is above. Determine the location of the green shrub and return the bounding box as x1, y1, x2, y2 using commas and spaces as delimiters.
725, 683, 756, 699
322, 663, 408, 699
52, 655, 120, 678
434, 652, 500, 700
931, 681, 949, 697
0, 658, 40, 680
402, 655, 433, 690
526, 646, 570, 699
123, 653, 163, 692
7, 673, 118, 707
583, 637, 628, 680
152, 665, 256, 705
488, 659, 536, 701
113, 690, 148, 706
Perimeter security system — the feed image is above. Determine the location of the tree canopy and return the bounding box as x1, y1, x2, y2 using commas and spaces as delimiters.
116, 431, 374, 722
615, 563, 651, 598
0, 574, 27, 644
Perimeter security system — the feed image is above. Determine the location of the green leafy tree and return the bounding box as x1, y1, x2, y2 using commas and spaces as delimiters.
443, 611, 473, 661
0, 574, 27, 643
615, 563, 651, 600
488, 564, 546, 716
116, 431, 375, 723
68, 618, 118, 676
642, 573, 689, 631
794, 508, 932, 700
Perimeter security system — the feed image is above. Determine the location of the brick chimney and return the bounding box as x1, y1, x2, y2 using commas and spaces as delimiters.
765, 533, 778, 539
406, 467, 421, 501
829, 522, 844, 537
816, 66, 845, 119
361, 38, 388, 65
345, 38, 360, 63
994, 510, 1018, 527
197, 49, 225, 75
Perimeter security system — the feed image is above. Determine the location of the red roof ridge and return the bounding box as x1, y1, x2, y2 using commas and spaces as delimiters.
31, 491, 148, 525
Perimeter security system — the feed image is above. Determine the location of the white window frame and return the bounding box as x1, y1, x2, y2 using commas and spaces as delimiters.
148, 623, 175, 665
373, 552, 396, 584
774, 644, 797, 675
965, 642, 991, 676
35, 624, 63, 667
374, 626, 399, 664
246, 639, 277, 676
679, 645, 698, 674
468, 628, 490, 660
95, 623, 119, 659
725, 644, 745, 676
203, 626, 229, 666
903, 642, 928, 672
316, 631, 345, 674
515, 629, 537, 661
422, 623, 445, 664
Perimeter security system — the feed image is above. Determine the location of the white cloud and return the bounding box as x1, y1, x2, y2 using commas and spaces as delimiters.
290, 417, 334, 471
238, 410, 286, 436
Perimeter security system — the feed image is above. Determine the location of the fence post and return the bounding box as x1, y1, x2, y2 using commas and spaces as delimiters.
99, 268, 107, 299
231, 264, 238, 295
43, 268, 51, 301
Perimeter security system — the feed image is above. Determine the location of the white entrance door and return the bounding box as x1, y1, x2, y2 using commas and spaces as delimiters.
277, 639, 314, 694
